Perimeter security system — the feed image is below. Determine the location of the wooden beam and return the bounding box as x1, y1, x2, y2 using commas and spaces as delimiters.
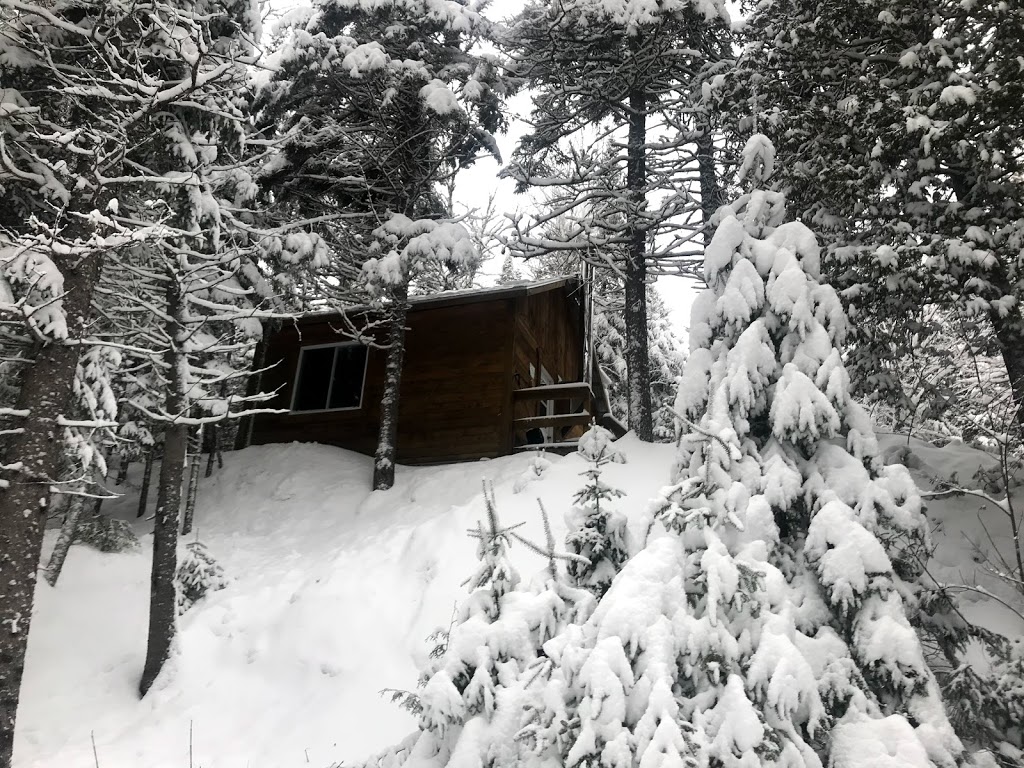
514, 412, 593, 430
513, 382, 594, 401
512, 441, 580, 455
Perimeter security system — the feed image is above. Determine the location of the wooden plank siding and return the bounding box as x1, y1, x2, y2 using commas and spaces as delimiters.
252, 299, 513, 463
250, 278, 588, 463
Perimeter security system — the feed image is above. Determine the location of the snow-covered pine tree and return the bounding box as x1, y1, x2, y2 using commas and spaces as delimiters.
504, 1, 730, 441
565, 426, 629, 599
498, 254, 523, 285
176, 541, 229, 615
43, 345, 125, 586
372, 486, 592, 768
258, 0, 505, 489
361, 215, 480, 489
735, 0, 1024, 431
522, 134, 965, 768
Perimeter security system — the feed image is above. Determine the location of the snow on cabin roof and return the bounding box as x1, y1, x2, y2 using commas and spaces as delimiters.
297, 276, 581, 321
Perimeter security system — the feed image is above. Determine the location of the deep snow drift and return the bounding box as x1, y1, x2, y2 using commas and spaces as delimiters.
16, 435, 1024, 768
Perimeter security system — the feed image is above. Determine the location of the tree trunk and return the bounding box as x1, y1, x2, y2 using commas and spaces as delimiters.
233, 320, 279, 451
137, 450, 154, 519
115, 456, 130, 486
696, 116, 724, 233
989, 302, 1024, 429
623, 78, 654, 442
0, 243, 103, 768
42, 485, 88, 587
139, 283, 188, 697
204, 423, 218, 478
181, 425, 202, 537
373, 285, 410, 490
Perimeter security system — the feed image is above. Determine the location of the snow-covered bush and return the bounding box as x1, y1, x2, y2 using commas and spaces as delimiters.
175, 541, 228, 614
943, 635, 1024, 768
379, 486, 592, 768
74, 512, 140, 554
513, 454, 553, 494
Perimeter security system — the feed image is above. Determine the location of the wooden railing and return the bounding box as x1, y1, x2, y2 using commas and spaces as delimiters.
511, 382, 595, 451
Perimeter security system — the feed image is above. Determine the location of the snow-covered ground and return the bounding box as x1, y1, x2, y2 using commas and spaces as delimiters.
16, 434, 1024, 768
17, 438, 671, 768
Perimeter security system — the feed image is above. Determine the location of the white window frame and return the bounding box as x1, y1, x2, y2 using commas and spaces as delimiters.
290, 341, 368, 414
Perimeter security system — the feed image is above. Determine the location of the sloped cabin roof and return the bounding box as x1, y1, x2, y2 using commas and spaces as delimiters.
295, 276, 580, 321
248, 277, 614, 463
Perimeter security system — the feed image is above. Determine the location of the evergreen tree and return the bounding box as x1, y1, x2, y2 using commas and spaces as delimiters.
734, 0, 1024, 429
388, 486, 592, 768
497, 254, 523, 285
504, 0, 730, 441
526, 135, 965, 768
259, 0, 506, 488
565, 426, 629, 599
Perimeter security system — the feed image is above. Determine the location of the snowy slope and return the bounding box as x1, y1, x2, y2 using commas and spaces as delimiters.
17, 438, 673, 768
16, 435, 1024, 768
876, 433, 1024, 641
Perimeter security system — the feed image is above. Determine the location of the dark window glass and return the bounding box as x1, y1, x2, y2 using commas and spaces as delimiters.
293, 347, 334, 411
292, 344, 367, 412
329, 345, 368, 409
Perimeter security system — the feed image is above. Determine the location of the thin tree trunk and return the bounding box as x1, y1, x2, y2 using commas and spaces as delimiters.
115, 456, 130, 485
696, 116, 724, 233
137, 450, 154, 519
0, 243, 103, 768
181, 424, 202, 537
989, 304, 1024, 428
624, 77, 654, 442
139, 283, 188, 697
234, 320, 279, 451
373, 285, 410, 490
204, 423, 218, 478
42, 485, 88, 587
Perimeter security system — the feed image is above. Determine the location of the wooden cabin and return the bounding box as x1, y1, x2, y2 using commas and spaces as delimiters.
249, 277, 621, 464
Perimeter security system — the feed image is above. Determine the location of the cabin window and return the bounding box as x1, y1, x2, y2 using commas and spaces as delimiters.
291, 342, 368, 412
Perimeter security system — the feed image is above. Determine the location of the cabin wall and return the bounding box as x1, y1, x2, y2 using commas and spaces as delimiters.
511, 287, 586, 440
252, 299, 514, 463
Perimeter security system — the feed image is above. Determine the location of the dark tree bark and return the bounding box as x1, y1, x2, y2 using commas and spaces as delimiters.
181, 425, 202, 537
139, 283, 188, 697
204, 422, 219, 478
696, 116, 724, 232
115, 456, 130, 485
137, 450, 154, 519
373, 285, 410, 490
623, 80, 654, 442
0, 244, 103, 768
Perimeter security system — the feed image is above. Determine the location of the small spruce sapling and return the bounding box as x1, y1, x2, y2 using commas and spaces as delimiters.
381, 484, 591, 768
565, 425, 629, 598
175, 541, 228, 615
